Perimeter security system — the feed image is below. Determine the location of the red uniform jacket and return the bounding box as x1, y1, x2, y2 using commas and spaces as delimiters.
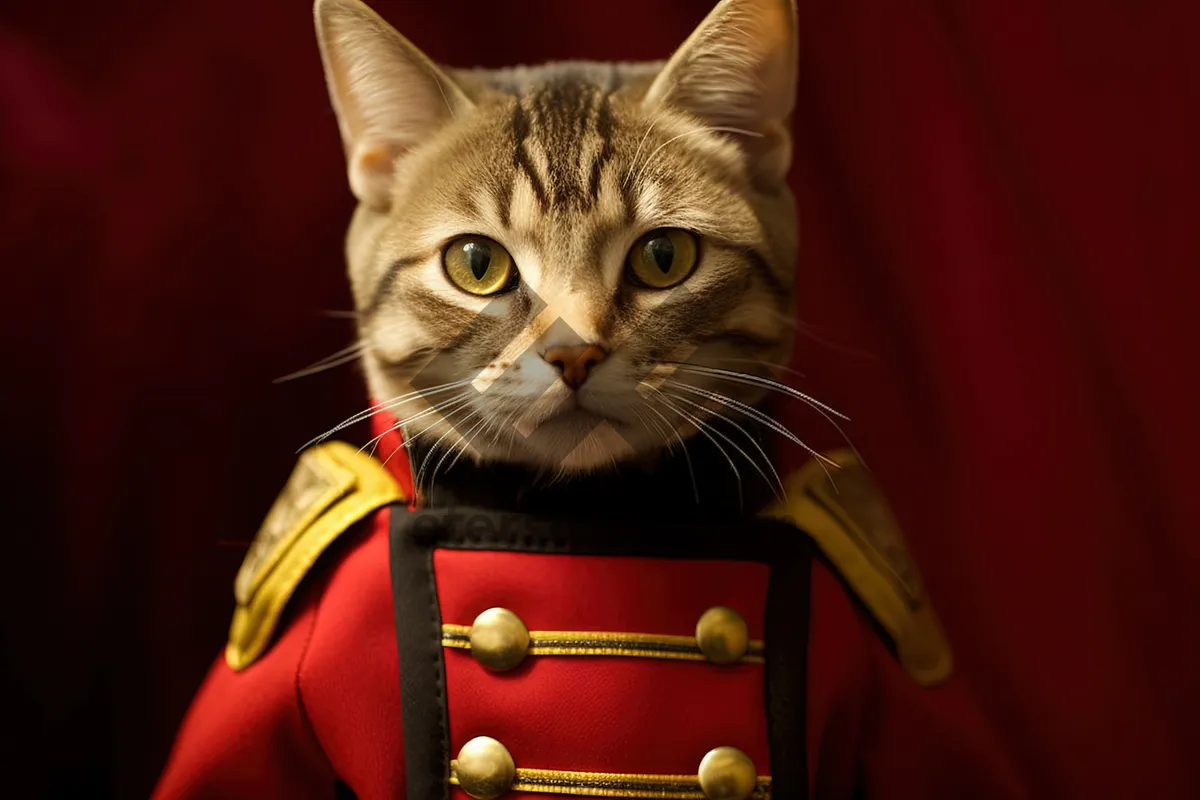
154, 422, 1020, 800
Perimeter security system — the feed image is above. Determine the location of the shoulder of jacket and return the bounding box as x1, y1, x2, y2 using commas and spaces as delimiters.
766, 449, 953, 687
225, 441, 405, 671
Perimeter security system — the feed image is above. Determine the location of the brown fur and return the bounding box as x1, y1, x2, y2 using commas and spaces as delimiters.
315, 0, 799, 474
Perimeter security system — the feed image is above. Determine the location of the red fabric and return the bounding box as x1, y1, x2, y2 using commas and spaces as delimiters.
437, 550, 771, 783
154, 509, 408, 800
156, 500, 1011, 799
295, 508, 408, 799
372, 411, 418, 504
151, 610, 336, 800
5, 0, 1197, 796
151, 573, 335, 800
435, 551, 770, 638
806, 563, 1023, 799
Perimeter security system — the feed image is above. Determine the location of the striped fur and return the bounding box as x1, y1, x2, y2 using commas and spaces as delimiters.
317, 0, 799, 473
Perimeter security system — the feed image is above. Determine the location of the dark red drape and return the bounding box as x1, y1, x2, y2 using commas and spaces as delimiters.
2, 0, 1197, 797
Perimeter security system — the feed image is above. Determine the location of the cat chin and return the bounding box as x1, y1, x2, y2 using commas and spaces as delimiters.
465, 414, 667, 474
544, 419, 640, 472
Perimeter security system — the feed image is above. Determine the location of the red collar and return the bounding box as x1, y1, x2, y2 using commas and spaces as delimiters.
367, 405, 417, 507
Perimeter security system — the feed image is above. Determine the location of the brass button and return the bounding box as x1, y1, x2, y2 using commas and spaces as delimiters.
698, 746, 757, 800
469, 607, 530, 671
455, 736, 516, 800
695, 606, 749, 665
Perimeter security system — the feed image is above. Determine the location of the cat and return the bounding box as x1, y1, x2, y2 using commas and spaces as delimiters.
314, 0, 808, 500
156, 6, 922, 796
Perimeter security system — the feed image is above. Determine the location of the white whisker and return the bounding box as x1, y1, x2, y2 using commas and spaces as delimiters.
665, 381, 842, 473
701, 355, 807, 381
662, 390, 784, 501
301, 379, 476, 452
667, 363, 849, 420
645, 386, 743, 508
667, 363, 862, 470
635, 400, 697, 503
435, 411, 492, 491
417, 405, 482, 488
361, 391, 474, 457
274, 341, 368, 384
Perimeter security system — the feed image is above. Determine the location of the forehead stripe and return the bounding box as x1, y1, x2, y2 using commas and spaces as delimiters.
365, 253, 426, 318
586, 92, 615, 206
511, 100, 550, 212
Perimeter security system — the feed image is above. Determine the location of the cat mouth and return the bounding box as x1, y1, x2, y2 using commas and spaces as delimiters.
536, 403, 611, 427
522, 400, 627, 436
499, 386, 634, 446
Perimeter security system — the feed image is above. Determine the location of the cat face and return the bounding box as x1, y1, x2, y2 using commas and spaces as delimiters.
316, 0, 799, 473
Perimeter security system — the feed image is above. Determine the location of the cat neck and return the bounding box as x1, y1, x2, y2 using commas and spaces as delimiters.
402, 428, 779, 520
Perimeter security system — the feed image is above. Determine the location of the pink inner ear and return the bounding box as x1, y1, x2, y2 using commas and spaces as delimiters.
350, 141, 406, 210
357, 146, 394, 174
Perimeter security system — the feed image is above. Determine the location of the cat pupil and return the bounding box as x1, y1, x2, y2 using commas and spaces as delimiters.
646, 236, 675, 273
464, 242, 491, 280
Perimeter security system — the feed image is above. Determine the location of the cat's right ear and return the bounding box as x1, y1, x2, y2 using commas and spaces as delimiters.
643, 0, 798, 184
314, 0, 472, 210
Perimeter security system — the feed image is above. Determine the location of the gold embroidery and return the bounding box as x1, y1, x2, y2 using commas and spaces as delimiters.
808, 462, 923, 607
234, 451, 350, 606
449, 763, 772, 799
768, 449, 953, 687
441, 624, 764, 664
226, 441, 403, 671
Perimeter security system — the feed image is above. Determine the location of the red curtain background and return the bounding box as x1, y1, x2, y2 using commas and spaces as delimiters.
3, 1, 1197, 797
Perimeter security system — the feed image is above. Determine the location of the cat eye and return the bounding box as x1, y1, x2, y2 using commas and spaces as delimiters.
626, 229, 699, 289
443, 236, 517, 296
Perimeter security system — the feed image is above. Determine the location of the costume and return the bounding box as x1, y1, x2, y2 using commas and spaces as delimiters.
154, 413, 1018, 800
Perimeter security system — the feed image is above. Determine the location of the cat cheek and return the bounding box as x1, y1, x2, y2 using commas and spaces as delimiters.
367, 327, 429, 365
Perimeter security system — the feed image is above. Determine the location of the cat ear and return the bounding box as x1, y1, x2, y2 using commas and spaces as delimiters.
643, 0, 798, 183
314, 0, 473, 209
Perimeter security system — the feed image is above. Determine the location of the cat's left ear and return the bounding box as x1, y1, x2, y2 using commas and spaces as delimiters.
314, 0, 473, 210
643, 0, 798, 184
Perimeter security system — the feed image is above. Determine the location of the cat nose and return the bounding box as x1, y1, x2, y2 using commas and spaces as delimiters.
543, 344, 608, 390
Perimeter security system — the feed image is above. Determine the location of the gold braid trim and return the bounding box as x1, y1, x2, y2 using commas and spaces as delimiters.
449, 763, 772, 799
441, 624, 764, 664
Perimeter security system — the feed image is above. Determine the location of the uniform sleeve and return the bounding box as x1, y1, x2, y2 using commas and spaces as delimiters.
807, 559, 1025, 799
806, 558, 871, 797
856, 629, 1024, 800
152, 588, 336, 800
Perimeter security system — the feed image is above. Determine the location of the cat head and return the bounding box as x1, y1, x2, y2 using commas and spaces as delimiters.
315, 0, 799, 474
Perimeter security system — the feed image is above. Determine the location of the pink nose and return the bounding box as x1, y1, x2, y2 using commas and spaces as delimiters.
543, 344, 608, 390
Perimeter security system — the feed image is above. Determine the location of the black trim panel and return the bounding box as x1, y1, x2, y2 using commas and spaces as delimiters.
394, 504, 809, 561
764, 541, 811, 797
389, 506, 451, 800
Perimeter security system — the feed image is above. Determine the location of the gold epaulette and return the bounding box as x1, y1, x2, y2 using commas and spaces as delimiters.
226, 441, 404, 671
768, 449, 953, 687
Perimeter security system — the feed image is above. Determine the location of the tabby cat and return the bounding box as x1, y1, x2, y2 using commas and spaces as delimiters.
314, 0, 822, 504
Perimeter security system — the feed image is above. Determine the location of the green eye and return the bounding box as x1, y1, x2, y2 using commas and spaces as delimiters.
627, 229, 699, 289
444, 236, 516, 295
